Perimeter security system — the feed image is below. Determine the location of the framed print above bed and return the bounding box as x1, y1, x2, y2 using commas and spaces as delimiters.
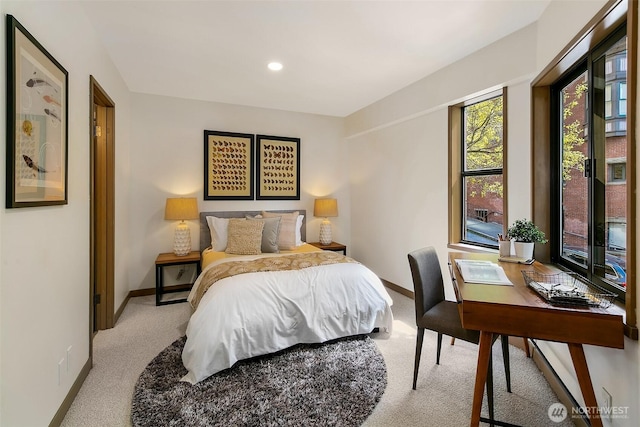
6, 15, 69, 208
204, 130, 254, 200
256, 134, 300, 200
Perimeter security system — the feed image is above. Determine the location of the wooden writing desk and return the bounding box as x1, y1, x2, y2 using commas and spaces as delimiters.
448, 252, 624, 427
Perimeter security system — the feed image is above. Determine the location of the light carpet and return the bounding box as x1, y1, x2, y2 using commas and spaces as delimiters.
61, 289, 573, 426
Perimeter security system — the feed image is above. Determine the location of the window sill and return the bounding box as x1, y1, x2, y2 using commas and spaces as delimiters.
448, 242, 498, 253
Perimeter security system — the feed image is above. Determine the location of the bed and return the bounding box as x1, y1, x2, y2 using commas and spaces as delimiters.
181, 210, 393, 384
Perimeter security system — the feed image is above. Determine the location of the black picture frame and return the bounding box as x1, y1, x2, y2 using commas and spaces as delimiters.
203, 130, 255, 200
6, 15, 69, 208
256, 134, 300, 200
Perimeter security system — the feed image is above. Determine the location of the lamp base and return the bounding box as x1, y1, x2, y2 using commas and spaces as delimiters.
319, 219, 332, 245
173, 222, 191, 256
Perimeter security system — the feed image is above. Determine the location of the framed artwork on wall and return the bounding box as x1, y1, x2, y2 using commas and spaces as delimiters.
6, 15, 69, 208
204, 130, 254, 200
256, 134, 300, 200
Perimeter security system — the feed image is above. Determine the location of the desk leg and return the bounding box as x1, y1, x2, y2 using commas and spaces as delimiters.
471, 331, 494, 427
568, 343, 603, 427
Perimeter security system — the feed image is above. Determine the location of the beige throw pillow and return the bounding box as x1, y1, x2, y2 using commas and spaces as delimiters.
262, 211, 299, 250
246, 215, 281, 253
225, 219, 264, 255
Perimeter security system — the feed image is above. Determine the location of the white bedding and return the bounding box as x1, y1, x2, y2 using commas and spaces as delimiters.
181, 252, 393, 384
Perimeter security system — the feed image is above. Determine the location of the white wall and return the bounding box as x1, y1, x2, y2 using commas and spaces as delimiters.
345, 0, 639, 425
128, 93, 349, 291
535, 0, 611, 69
0, 2, 132, 426
346, 22, 537, 293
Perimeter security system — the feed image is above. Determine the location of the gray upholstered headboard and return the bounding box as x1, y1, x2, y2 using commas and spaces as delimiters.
199, 210, 307, 252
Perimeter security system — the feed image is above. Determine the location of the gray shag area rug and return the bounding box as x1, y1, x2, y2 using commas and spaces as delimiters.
131, 335, 387, 427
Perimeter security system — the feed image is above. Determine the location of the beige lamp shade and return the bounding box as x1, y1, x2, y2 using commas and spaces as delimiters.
314, 198, 338, 245
313, 198, 338, 218
164, 197, 198, 256
164, 197, 199, 221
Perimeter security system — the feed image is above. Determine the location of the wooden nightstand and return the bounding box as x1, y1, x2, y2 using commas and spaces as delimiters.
308, 241, 347, 255
155, 251, 201, 306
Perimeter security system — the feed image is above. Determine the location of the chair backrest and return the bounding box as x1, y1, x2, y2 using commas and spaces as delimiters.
407, 247, 446, 323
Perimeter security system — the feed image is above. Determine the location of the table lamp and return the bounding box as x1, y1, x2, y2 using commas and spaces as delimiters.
164, 197, 199, 256
314, 198, 338, 245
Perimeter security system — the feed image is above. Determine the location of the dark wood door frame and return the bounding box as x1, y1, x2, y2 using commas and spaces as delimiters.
89, 76, 115, 357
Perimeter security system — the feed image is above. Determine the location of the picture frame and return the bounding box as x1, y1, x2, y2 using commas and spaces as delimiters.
6, 15, 68, 208
204, 130, 254, 200
256, 134, 300, 200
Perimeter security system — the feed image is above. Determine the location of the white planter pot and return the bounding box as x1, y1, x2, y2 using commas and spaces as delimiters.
514, 242, 534, 260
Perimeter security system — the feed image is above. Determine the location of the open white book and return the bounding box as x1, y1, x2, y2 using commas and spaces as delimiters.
455, 259, 513, 286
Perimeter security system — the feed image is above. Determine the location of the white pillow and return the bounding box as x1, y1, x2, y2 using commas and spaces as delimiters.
296, 214, 304, 246
206, 216, 229, 251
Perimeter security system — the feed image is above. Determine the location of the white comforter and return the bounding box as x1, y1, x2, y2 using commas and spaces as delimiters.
181, 253, 393, 384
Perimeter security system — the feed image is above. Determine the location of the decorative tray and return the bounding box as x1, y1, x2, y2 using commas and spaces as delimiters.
521, 271, 616, 308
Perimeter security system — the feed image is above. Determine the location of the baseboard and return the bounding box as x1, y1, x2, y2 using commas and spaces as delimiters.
49, 287, 162, 426
48, 357, 91, 427
129, 287, 155, 298
114, 294, 130, 324
529, 340, 589, 427
380, 278, 414, 299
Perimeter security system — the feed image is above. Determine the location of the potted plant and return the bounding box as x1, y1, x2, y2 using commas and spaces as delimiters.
507, 219, 547, 259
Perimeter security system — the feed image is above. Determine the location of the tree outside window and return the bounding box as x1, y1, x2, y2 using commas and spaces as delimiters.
462, 95, 504, 246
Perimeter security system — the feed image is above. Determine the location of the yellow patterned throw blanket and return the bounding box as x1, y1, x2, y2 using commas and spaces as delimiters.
190, 251, 358, 310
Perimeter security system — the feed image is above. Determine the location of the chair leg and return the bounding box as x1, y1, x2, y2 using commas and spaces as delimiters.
523, 337, 531, 358
413, 328, 425, 390
500, 335, 512, 393
436, 332, 443, 365
486, 347, 495, 427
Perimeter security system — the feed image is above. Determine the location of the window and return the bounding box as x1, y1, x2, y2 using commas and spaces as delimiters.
608, 162, 626, 183
532, 0, 635, 338
448, 90, 506, 249
552, 25, 627, 298
462, 95, 504, 247
605, 121, 614, 132
619, 82, 627, 116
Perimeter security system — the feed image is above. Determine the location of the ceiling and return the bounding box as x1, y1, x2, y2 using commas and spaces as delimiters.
81, 0, 552, 117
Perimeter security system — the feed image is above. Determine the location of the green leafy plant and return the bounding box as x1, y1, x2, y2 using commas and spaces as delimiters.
507, 219, 548, 243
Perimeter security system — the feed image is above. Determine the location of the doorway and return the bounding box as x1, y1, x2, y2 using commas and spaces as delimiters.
90, 76, 115, 353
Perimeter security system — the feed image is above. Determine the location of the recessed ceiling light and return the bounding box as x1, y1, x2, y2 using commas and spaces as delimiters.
268, 62, 283, 71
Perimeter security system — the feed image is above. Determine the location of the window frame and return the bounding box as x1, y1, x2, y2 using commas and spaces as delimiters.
620, 81, 627, 116
550, 23, 628, 300
448, 88, 508, 251
531, 0, 637, 339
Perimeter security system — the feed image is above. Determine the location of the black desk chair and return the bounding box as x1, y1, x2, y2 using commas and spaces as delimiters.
408, 247, 512, 422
